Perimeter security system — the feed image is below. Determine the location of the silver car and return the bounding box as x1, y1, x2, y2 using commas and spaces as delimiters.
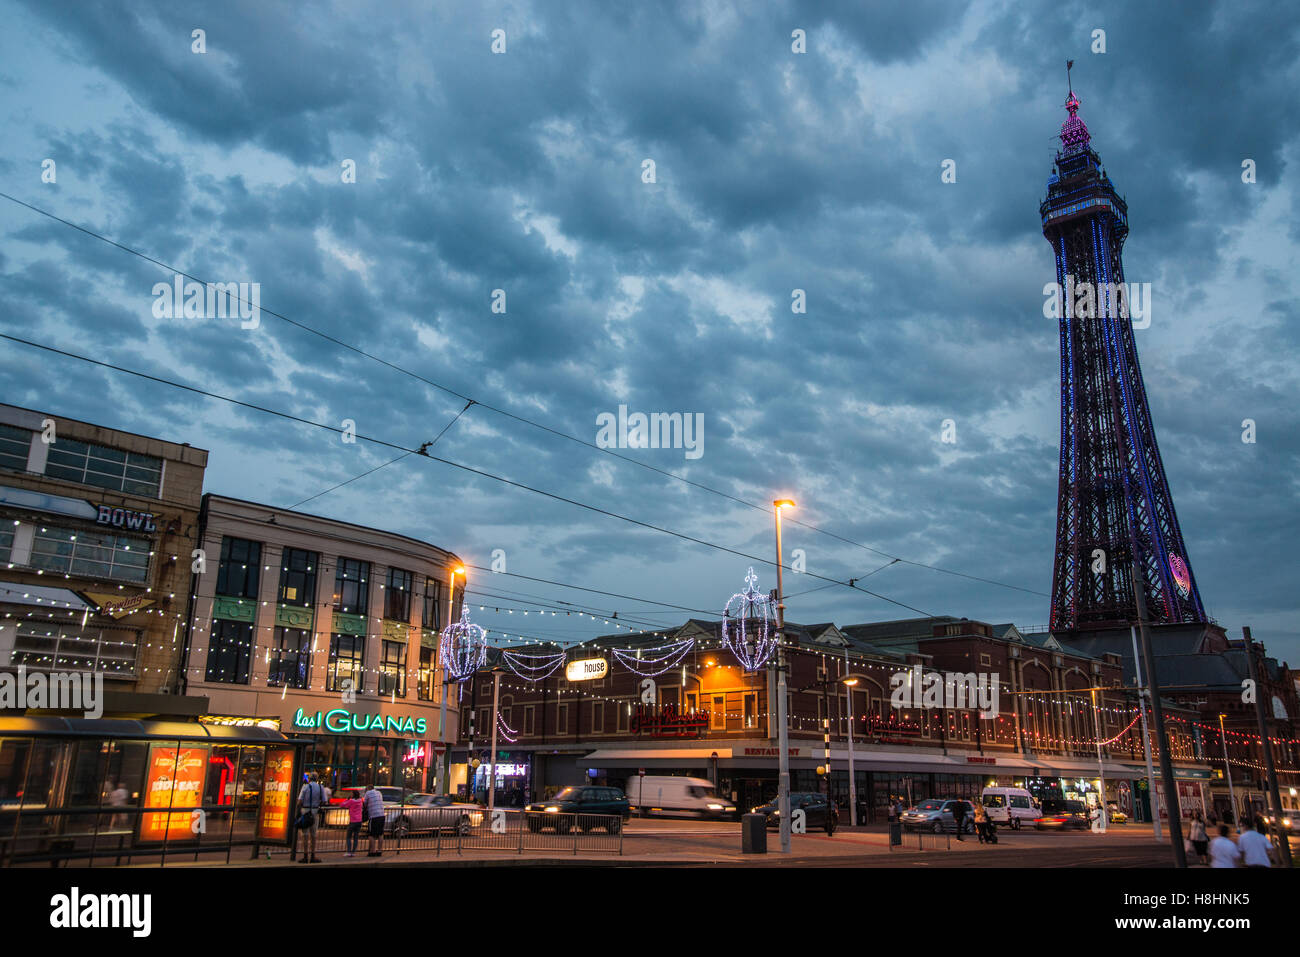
900, 798, 976, 833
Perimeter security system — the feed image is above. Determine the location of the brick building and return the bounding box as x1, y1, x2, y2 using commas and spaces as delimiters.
456, 615, 1213, 822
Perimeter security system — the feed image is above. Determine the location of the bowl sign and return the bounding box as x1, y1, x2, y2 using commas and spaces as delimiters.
565, 658, 608, 682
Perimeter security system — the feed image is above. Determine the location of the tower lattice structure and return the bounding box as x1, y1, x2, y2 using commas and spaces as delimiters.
1041, 87, 1207, 632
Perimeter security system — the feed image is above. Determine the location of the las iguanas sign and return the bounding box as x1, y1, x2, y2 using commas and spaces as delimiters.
292, 708, 427, 736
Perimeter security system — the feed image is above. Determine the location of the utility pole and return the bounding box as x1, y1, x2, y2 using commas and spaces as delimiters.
1218, 712, 1237, 828
1243, 627, 1293, 867
1090, 687, 1108, 832
1130, 626, 1162, 841
1131, 557, 1185, 866
487, 666, 503, 820
773, 499, 795, 854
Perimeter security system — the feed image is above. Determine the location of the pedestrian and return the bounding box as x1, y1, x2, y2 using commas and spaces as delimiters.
296, 772, 326, 863
107, 781, 130, 830
1237, 816, 1277, 868
972, 800, 989, 843
342, 790, 365, 857
952, 800, 967, 840
1188, 811, 1209, 865
1208, 823, 1241, 868
363, 783, 387, 857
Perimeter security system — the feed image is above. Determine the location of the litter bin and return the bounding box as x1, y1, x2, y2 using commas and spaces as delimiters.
889, 820, 903, 846
741, 813, 767, 854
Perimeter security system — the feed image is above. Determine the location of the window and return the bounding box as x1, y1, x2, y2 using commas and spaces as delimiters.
278, 548, 318, 607
591, 701, 604, 734
12, 619, 139, 677
710, 695, 726, 731
379, 640, 406, 697
205, 619, 253, 684
216, 537, 261, 599
328, 634, 365, 694
980, 653, 991, 667
0, 524, 12, 564
0, 424, 32, 472
44, 438, 162, 497
385, 567, 413, 621
30, 524, 149, 582
556, 704, 568, 734
268, 627, 311, 689
417, 645, 435, 700
333, 558, 369, 615
743, 692, 758, 729
685, 691, 698, 713
422, 577, 442, 631
525, 706, 536, 735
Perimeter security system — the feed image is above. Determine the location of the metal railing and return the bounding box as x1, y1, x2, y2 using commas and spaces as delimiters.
1, 804, 625, 866
275, 808, 625, 858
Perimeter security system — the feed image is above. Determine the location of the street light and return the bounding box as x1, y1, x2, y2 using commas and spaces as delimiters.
437, 565, 465, 795
773, 498, 795, 854
1219, 713, 1237, 827
844, 676, 859, 826
487, 665, 504, 820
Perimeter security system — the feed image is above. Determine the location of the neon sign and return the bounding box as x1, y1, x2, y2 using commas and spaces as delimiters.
292, 708, 427, 736
565, 658, 608, 681
403, 744, 427, 764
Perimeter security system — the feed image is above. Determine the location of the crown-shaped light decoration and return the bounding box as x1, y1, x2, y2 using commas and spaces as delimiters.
721, 567, 779, 671
1060, 90, 1090, 155
438, 607, 488, 682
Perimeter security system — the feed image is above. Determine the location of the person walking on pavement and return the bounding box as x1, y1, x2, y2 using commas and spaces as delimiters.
952, 799, 968, 840
972, 800, 988, 843
1237, 816, 1277, 868
363, 783, 387, 858
1209, 823, 1242, 868
297, 772, 326, 863
1188, 811, 1209, 865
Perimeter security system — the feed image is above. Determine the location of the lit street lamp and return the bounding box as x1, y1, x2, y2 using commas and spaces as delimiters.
437, 565, 465, 794
844, 676, 859, 826
1219, 713, 1236, 826
773, 498, 795, 854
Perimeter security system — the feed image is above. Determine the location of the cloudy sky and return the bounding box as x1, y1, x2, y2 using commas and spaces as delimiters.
1, 1, 1297, 663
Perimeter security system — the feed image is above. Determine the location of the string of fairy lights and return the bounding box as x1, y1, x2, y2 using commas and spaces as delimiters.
5, 533, 1299, 769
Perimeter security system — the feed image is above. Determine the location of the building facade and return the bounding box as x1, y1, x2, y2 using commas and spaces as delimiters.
182, 494, 465, 794
457, 615, 1214, 822
0, 403, 208, 712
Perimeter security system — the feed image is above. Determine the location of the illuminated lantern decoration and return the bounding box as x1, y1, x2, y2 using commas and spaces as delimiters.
721, 567, 778, 671
438, 607, 488, 682
1168, 554, 1191, 599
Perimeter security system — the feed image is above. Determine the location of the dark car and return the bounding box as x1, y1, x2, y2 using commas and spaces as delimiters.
900, 799, 976, 834
525, 786, 630, 833
1035, 798, 1090, 830
751, 792, 839, 835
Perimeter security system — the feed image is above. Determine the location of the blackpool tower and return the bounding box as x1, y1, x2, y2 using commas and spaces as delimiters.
1041, 75, 1207, 632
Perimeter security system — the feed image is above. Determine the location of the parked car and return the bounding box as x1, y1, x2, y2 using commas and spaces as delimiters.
1034, 798, 1090, 830
900, 798, 976, 833
625, 776, 738, 819
750, 792, 839, 834
981, 787, 1040, 830
525, 786, 630, 833
323, 788, 483, 836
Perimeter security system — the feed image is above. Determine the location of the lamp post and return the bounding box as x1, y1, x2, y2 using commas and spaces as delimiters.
773, 498, 795, 854
1089, 687, 1108, 832
844, 676, 859, 827
487, 665, 504, 820
437, 565, 465, 795
1218, 713, 1237, 827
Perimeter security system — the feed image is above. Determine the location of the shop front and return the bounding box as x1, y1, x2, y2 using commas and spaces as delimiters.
284, 705, 438, 793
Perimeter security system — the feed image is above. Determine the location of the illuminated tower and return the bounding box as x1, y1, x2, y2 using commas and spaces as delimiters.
1040, 79, 1207, 632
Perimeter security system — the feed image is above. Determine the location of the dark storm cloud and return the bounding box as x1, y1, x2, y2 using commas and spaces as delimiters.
1, 0, 1297, 657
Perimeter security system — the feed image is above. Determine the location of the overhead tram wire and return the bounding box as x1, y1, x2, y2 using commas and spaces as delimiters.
282, 399, 475, 511
0, 190, 1047, 600
1, 333, 935, 618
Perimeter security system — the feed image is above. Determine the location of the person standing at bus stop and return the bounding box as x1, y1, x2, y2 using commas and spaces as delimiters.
364, 783, 386, 857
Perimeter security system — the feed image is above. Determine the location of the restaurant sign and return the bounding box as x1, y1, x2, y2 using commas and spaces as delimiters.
565, 658, 609, 682
292, 707, 427, 736
631, 703, 707, 738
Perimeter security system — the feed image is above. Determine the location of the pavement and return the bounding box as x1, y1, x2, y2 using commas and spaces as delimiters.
127, 818, 1234, 868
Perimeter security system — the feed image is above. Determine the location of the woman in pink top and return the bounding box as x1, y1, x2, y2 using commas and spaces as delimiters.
343, 795, 365, 857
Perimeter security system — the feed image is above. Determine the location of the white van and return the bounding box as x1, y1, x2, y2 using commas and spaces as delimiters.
981, 787, 1040, 829
625, 776, 738, 820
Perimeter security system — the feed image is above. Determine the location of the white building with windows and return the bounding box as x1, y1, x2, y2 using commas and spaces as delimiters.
182, 494, 466, 794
